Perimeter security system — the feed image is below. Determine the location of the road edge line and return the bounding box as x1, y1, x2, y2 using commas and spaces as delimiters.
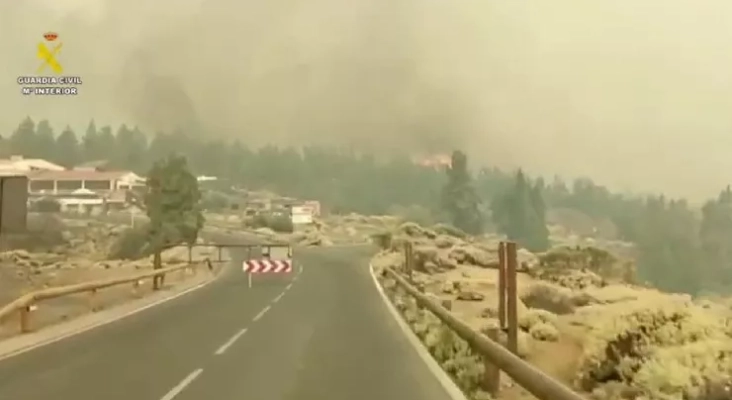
368, 263, 469, 400
0, 271, 220, 362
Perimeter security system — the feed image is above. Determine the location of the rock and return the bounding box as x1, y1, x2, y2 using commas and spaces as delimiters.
434, 235, 456, 249
432, 223, 468, 239
436, 254, 458, 270
521, 282, 586, 315
449, 245, 495, 268
441, 280, 463, 294
13, 249, 30, 260
399, 222, 437, 239
456, 290, 485, 301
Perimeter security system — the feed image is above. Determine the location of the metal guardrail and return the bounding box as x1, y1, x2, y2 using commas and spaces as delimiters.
0, 261, 208, 334
382, 240, 588, 400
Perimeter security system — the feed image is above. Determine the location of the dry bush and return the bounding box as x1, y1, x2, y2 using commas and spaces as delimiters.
1, 214, 67, 251
576, 298, 732, 399
108, 224, 151, 260
388, 204, 437, 227
531, 246, 636, 289
385, 280, 494, 400
432, 223, 469, 239
371, 231, 393, 250
521, 282, 595, 315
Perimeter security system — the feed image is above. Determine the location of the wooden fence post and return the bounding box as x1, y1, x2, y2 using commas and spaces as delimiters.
404, 241, 414, 282
482, 328, 501, 395
498, 241, 507, 330
506, 241, 519, 355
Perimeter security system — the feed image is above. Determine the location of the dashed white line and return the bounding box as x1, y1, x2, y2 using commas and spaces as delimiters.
253, 305, 271, 322
286, 283, 293, 290
214, 327, 248, 355
272, 292, 285, 303
160, 368, 203, 400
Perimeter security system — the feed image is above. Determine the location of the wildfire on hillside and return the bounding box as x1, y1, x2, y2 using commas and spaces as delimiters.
412, 154, 452, 169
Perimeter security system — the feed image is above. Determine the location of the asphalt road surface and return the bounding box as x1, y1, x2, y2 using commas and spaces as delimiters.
0, 245, 455, 400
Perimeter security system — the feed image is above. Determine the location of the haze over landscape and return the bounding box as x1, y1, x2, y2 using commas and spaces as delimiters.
2, 0, 732, 200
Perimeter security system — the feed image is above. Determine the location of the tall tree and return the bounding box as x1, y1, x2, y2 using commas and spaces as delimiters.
35, 120, 56, 160
96, 125, 116, 161
441, 150, 483, 234
492, 170, 550, 252
144, 154, 204, 289
9, 117, 36, 156
55, 126, 80, 168
81, 120, 100, 161
699, 187, 732, 292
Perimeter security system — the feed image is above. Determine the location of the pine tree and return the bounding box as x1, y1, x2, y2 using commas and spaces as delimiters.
81, 120, 100, 162
9, 117, 36, 156
441, 150, 483, 234
492, 170, 549, 252
55, 126, 80, 168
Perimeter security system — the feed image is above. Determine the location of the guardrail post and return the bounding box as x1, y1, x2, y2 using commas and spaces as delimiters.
132, 280, 141, 297
506, 241, 519, 355
217, 246, 223, 262
19, 305, 31, 333
188, 246, 193, 264
482, 327, 501, 395
89, 288, 98, 312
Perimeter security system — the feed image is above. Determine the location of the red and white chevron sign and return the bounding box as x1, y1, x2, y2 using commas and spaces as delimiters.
242, 259, 293, 273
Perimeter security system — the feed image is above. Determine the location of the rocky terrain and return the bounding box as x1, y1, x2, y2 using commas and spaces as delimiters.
205, 211, 402, 247
372, 221, 732, 400
0, 215, 216, 338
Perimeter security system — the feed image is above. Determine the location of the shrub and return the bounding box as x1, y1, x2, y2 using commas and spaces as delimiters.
371, 231, 393, 250
108, 224, 151, 260
202, 192, 229, 210
388, 204, 436, 226
248, 213, 294, 233
30, 197, 61, 213
576, 298, 732, 399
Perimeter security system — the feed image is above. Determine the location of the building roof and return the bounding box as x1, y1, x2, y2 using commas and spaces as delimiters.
28, 169, 137, 181
0, 157, 65, 171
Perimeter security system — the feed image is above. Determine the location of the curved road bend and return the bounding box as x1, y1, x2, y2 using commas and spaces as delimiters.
0, 245, 455, 400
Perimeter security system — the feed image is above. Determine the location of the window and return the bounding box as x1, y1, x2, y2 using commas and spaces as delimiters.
29, 180, 54, 191
84, 180, 112, 190
57, 180, 83, 191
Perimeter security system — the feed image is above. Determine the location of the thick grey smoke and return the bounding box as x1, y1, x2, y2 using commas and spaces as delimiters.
2, 0, 732, 200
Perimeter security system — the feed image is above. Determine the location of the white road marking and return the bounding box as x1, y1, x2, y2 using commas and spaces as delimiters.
214, 328, 248, 355
286, 283, 293, 290
272, 292, 285, 303
368, 264, 469, 400
160, 368, 203, 400
252, 305, 271, 322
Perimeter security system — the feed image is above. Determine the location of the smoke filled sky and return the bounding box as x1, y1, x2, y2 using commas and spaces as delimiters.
1, 0, 732, 200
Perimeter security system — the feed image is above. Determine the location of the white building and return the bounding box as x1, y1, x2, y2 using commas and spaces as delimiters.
0, 155, 64, 173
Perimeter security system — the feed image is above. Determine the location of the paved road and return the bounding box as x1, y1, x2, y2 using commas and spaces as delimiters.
0, 245, 454, 400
